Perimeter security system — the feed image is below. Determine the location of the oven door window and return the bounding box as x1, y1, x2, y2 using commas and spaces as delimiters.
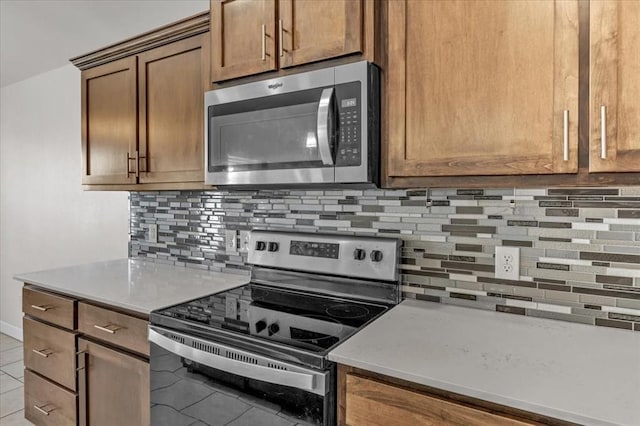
150, 341, 331, 426
208, 87, 337, 173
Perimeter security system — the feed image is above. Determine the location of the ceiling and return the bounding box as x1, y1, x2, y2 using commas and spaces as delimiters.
0, 0, 208, 87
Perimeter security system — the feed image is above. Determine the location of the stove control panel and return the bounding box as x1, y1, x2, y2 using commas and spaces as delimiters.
291, 241, 339, 259
247, 230, 401, 282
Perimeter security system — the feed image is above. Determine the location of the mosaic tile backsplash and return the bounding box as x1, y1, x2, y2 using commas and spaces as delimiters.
130, 187, 640, 331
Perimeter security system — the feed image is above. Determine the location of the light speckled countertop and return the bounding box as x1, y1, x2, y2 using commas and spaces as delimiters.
15, 259, 249, 314
329, 299, 640, 426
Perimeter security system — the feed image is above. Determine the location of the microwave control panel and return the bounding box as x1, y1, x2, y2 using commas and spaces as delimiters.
336, 82, 362, 167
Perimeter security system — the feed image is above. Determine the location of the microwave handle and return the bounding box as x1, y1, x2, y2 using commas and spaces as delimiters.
317, 88, 335, 166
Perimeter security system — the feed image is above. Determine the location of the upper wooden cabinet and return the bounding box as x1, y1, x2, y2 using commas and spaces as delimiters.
210, 0, 365, 82
386, 0, 579, 180
279, 0, 363, 69
590, 0, 640, 172
81, 57, 138, 185
138, 35, 209, 184
211, 0, 277, 81
72, 12, 210, 190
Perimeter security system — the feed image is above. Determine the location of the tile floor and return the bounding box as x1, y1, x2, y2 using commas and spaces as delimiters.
0, 333, 33, 425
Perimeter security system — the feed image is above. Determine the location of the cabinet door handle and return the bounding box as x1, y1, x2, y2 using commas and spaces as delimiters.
94, 324, 122, 334
261, 24, 267, 61
279, 19, 284, 57
30, 304, 53, 312
34, 404, 57, 416
563, 110, 569, 161
32, 348, 54, 358
600, 105, 607, 159
126, 152, 136, 176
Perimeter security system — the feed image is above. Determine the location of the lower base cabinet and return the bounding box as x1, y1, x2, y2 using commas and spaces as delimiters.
338, 365, 570, 426
22, 285, 150, 426
78, 338, 150, 426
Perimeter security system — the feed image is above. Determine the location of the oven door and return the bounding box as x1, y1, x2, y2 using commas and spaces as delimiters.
149, 326, 333, 426
205, 68, 338, 186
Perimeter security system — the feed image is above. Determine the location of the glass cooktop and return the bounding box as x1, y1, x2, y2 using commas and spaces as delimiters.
152, 283, 388, 354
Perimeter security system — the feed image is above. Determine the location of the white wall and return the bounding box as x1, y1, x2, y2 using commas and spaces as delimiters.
1, 64, 129, 339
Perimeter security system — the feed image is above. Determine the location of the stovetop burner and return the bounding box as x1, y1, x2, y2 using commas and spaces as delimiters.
326, 304, 370, 320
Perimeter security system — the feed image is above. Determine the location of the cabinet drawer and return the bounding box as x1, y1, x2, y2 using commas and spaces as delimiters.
23, 317, 76, 391
78, 302, 149, 356
25, 370, 77, 426
23, 286, 75, 330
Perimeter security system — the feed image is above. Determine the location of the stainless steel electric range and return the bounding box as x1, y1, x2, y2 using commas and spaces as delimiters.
149, 230, 401, 426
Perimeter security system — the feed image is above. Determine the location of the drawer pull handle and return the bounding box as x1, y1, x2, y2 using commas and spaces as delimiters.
34, 404, 57, 415
31, 304, 53, 311
32, 348, 54, 358
94, 324, 122, 334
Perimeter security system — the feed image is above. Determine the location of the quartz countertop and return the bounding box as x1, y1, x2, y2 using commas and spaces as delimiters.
15, 259, 250, 315
329, 299, 640, 426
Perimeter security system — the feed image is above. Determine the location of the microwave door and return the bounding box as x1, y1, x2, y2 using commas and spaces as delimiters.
206, 87, 337, 186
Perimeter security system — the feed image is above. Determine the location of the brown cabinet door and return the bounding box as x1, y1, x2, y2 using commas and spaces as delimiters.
138, 34, 209, 184
279, 0, 363, 68
345, 374, 533, 426
589, 0, 640, 172
386, 0, 579, 179
78, 338, 149, 426
211, 0, 277, 81
81, 57, 137, 184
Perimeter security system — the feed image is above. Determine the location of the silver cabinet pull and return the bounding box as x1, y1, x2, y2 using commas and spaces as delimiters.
30, 304, 53, 312
563, 110, 569, 161
34, 404, 57, 416
261, 24, 266, 61
600, 105, 607, 159
279, 19, 284, 57
94, 324, 122, 334
32, 348, 53, 358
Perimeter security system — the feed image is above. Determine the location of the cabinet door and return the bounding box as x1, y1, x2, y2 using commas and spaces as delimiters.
279, 0, 363, 68
211, 0, 277, 81
589, 0, 640, 172
138, 34, 209, 184
81, 57, 137, 184
345, 374, 532, 426
78, 338, 149, 426
386, 0, 579, 178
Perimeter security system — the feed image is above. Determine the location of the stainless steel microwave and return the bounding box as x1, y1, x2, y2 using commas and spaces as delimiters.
204, 61, 380, 187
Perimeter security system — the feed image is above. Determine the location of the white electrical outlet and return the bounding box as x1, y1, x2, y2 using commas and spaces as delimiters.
225, 229, 238, 254
148, 224, 158, 243
495, 246, 520, 280
239, 231, 250, 253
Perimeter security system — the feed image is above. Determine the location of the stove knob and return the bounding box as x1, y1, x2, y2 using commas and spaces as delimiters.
268, 323, 280, 336
255, 320, 267, 333
268, 242, 279, 252
370, 250, 384, 262
353, 248, 366, 260
255, 241, 267, 251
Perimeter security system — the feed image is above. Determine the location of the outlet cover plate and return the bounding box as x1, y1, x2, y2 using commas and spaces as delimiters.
148, 224, 158, 244
225, 229, 238, 254
495, 246, 520, 280
239, 231, 250, 253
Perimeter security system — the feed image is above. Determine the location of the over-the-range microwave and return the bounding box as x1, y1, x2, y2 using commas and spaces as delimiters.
204, 61, 380, 187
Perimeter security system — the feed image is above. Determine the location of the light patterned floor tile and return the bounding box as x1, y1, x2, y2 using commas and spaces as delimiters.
0, 387, 23, 417
0, 374, 22, 394
0, 409, 34, 425
0, 348, 22, 368
0, 361, 24, 381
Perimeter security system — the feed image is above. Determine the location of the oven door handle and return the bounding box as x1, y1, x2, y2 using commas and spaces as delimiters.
317, 87, 335, 166
148, 328, 319, 393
